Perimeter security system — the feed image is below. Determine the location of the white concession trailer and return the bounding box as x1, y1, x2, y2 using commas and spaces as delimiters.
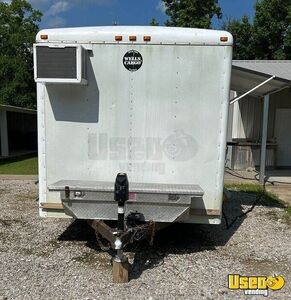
34, 26, 233, 229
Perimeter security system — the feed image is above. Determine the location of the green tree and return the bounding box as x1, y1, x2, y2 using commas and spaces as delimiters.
0, 0, 42, 108
223, 16, 255, 60
253, 0, 291, 59
149, 18, 159, 26
163, 0, 222, 28
224, 0, 291, 60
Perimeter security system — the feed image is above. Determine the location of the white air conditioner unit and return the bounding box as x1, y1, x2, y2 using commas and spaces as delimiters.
33, 44, 87, 84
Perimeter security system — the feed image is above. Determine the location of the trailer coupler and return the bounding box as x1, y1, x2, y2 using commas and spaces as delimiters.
87, 218, 155, 283
87, 173, 156, 282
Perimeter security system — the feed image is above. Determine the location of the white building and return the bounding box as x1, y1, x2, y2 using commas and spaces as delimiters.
228, 60, 291, 182
0, 105, 37, 158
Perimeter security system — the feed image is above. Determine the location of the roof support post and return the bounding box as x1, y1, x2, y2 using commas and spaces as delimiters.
259, 94, 270, 185
0, 110, 9, 157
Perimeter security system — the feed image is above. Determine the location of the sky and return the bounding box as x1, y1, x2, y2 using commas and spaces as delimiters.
6, 0, 257, 29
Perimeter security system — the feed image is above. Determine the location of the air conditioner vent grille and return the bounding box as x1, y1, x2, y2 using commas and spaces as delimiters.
36, 47, 77, 79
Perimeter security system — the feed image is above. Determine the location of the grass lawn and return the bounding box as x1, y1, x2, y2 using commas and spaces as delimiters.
0, 156, 38, 175
225, 183, 281, 205
225, 183, 291, 221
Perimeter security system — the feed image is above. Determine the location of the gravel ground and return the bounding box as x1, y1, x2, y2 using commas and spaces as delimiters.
0, 179, 290, 300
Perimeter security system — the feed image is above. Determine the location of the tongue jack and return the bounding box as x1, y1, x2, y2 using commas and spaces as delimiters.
114, 173, 129, 231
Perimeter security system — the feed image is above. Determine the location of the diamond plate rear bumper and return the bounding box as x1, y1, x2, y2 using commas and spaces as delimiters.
49, 180, 204, 223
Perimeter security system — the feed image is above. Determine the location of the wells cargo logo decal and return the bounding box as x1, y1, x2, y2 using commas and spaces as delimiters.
228, 274, 285, 297
123, 50, 143, 72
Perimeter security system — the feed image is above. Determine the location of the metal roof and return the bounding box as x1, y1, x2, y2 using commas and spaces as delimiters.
0, 104, 36, 114
36, 26, 233, 46
231, 60, 291, 97
233, 60, 291, 81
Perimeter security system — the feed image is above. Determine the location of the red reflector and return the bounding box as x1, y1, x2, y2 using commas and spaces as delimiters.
129, 36, 137, 41
220, 36, 228, 42
115, 35, 122, 41
144, 36, 151, 42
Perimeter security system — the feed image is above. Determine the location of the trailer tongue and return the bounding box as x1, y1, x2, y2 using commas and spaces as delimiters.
48, 173, 204, 282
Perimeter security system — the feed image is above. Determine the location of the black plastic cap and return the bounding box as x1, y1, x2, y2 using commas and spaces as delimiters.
114, 173, 129, 203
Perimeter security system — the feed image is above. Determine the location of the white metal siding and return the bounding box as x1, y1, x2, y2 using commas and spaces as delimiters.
231, 89, 291, 141
231, 94, 263, 140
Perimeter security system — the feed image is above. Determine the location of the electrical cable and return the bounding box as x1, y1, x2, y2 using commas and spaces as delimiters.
223, 145, 267, 229
225, 168, 260, 182
225, 166, 291, 186
222, 186, 265, 229
253, 172, 291, 185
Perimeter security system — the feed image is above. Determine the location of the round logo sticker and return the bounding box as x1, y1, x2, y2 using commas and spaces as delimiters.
123, 50, 143, 72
